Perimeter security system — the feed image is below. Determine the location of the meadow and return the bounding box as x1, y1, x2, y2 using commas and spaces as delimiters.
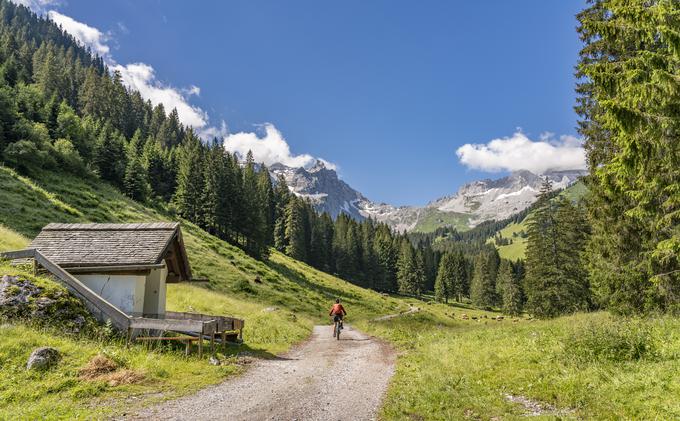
1, 167, 677, 420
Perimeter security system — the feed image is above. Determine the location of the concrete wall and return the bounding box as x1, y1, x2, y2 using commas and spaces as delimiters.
75, 273, 146, 315
143, 265, 168, 316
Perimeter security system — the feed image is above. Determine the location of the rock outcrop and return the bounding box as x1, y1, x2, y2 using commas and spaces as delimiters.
0, 274, 93, 333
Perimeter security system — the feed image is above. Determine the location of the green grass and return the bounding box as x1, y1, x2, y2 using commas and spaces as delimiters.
0, 224, 29, 250
2, 167, 677, 420
0, 263, 240, 420
0, 166, 409, 418
360, 307, 680, 420
488, 221, 528, 261
412, 208, 472, 233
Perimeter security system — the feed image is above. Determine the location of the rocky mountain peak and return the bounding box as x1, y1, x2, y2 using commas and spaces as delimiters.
268, 162, 585, 233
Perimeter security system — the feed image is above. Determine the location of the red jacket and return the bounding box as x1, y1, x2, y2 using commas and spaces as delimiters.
329, 303, 346, 316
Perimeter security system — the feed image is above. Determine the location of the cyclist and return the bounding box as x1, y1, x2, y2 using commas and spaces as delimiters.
329, 298, 347, 336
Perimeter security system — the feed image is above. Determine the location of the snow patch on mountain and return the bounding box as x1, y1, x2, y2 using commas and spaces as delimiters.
268, 162, 585, 232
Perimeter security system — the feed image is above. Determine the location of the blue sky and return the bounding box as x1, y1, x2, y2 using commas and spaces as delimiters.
24, 0, 587, 206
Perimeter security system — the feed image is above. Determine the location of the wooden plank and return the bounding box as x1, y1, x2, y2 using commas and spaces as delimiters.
135, 336, 200, 341
129, 317, 204, 332
0, 249, 37, 260
65, 264, 163, 273
202, 320, 217, 335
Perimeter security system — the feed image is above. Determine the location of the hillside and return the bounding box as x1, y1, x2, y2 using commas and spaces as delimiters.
3, 167, 680, 419
489, 181, 588, 260
0, 166, 410, 418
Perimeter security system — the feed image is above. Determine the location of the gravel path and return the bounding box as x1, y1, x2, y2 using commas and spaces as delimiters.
372, 305, 420, 321
130, 325, 396, 421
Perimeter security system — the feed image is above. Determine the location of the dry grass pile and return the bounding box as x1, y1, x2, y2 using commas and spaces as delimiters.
78, 354, 145, 386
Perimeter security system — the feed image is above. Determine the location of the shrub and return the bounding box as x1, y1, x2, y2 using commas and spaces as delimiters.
563, 318, 658, 363
54, 138, 84, 172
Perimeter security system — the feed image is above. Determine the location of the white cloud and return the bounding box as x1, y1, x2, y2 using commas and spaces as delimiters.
185, 85, 201, 96
11, 0, 61, 15
456, 131, 586, 173
224, 124, 336, 170
47, 10, 111, 58
36, 7, 211, 130
18, 2, 327, 166
113, 63, 209, 128
197, 120, 228, 141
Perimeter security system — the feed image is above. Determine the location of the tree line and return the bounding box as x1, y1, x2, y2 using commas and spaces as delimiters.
0, 0, 440, 294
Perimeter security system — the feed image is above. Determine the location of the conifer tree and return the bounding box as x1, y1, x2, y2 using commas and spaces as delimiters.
273, 174, 291, 251
123, 155, 149, 202
257, 164, 275, 245
397, 239, 423, 295
524, 180, 590, 318
497, 260, 522, 316
173, 131, 204, 222
200, 141, 223, 235
435, 252, 455, 303
577, 0, 680, 313
374, 224, 398, 292
470, 252, 496, 309
92, 123, 125, 186
284, 197, 307, 261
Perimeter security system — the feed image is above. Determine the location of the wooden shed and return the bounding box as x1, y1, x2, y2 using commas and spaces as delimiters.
29, 222, 191, 317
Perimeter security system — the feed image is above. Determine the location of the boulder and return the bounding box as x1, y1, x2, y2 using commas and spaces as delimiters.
26, 347, 60, 370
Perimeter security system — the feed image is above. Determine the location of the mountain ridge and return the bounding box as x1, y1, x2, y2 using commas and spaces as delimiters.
269, 162, 586, 233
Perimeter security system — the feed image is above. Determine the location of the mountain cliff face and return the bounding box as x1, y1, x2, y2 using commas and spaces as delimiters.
269, 162, 585, 232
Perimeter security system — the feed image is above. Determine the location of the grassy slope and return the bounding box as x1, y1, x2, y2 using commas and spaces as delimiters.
489, 181, 588, 260
2, 168, 677, 419
412, 208, 471, 233
0, 166, 407, 418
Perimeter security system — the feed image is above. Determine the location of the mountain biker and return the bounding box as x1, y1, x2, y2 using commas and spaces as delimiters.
329, 298, 347, 334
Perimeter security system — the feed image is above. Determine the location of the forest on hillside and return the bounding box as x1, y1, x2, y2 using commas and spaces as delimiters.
0, 0, 677, 318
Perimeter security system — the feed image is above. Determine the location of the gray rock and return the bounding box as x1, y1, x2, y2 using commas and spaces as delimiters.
26, 347, 60, 370
209, 356, 220, 366
0, 275, 41, 307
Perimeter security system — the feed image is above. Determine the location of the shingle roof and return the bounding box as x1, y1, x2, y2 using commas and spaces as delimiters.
29, 222, 192, 281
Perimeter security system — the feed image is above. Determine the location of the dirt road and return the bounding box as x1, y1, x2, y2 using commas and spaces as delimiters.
130, 325, 396, 421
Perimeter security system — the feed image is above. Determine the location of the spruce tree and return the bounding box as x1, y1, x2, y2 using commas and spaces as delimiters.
284, 197, 307, 261
374, 224, 398, 292
92, 123, 125, 186
173, 131, 204, 222
273, 174, 291, 251
257, 164, 276, 246
435, 252, 455, 303
497, 260, 522, 316
123, 155, 149, 202
577, 0, 680, 313
397, 239, 423, 295
470, 252, 496, 309
524, 180, 590, 318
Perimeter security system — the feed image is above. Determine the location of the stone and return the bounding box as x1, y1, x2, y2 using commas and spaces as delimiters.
26, 347, 60, 370
209, 356, 221, 366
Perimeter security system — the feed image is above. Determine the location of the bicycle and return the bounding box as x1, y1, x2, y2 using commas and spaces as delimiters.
332, 315, 344, 340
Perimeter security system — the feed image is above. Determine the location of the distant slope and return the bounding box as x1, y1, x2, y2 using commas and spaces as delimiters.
0, 167, 407, 325
489, 181, 588, 260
